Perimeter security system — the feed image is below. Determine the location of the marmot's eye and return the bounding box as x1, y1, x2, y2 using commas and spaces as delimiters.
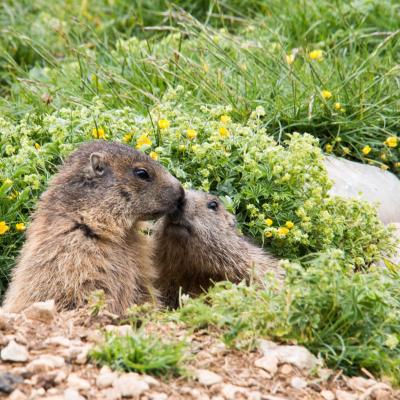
133, 168, 150, 181
207, 201, 219, 211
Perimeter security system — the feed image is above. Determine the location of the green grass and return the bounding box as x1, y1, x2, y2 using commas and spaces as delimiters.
90, 330, 186, 376
178, 251, 400, 382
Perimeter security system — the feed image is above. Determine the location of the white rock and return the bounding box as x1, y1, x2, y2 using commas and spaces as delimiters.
220, 384, 244, 399
265, 345, 317, 372
27, 355, 65, 373
113, 373, 149, 397
321, 390, 335, 400
143, 375, 160, 386
254, 355, 278, 375
195, 369, 223, 386
1, 340, 29, 362
336, 390, 357, 400
149, 393, 168, 400
54, 370, 67, 384
30, 388, 46, 397
101, 388, 122, 400
96, 372, 118, 389
290, 377, 307, 389
8, 389, 27, 400
258, 340, 279, 354
325, 156, 400, 224
248, 391, 262, 400
67, 374, 91, 391
347, 376, 376, 392
44, 336, 71, 347
64, 388, 85, 400
24, 299, 56, 323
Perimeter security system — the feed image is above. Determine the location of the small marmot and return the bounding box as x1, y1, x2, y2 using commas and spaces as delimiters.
3, 141, 184, 314
152, 189, 284, 308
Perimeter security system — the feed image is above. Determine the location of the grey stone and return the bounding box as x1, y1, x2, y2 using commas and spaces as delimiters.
0, 372, 23, 394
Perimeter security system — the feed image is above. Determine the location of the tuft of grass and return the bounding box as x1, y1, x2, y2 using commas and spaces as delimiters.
178, 250, 400, 383
90, 330, 186, 376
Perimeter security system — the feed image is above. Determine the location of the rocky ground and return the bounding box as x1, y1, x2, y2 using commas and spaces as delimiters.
0, 300, 398, 400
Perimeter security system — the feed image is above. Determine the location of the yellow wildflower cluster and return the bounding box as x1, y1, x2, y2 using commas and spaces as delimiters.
220, 115, 231, 124
92, 127, 105, 139
136, 135, 152, 149
321, 90, 332, 100
158, 119, 170, 130
122, 133, 132, 143
16, 223, 26, 232
384, 136, 398, 148
187, 129, 197, 140
0, 221, 10, 235
309, 50, 323, 61
362, 145, 371, 155
149, 151, 159, 161
219, 126, 230, 138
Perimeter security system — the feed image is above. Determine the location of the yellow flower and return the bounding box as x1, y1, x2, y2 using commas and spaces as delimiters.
92, 127, 105, 139
187, 129, 197, 140
178, 144, 186, 152
384, 136, 398, 148
158, 119, 170, 130
15, 223, 26, 232
395, 162, 400, 168
136, 135, 152, 149
265, 218, 273, 226
362, 145, 371, 155
321, 90, 332, 100
309, 50, 323, 61
34, 143, 41, 150
285, 221, 294, 229
0, 221, 10, 235
277, 227, 289, 236
380, 153, 388, 161
122, 134, 132, 143
3, 178, 12, 186
149, 151, 159, 161
220, 115, 231, 124
286, 54, 295, 65
325, 144, 333, 153
334, 102, 341, 110
219, 127, 230, 138
265, 231, 273, 238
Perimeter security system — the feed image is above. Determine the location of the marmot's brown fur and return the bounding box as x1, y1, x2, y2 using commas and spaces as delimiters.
3, 141, 184, 314
152, 190, 284, 308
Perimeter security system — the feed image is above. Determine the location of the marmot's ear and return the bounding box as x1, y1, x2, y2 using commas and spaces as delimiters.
90, 152, 106, 176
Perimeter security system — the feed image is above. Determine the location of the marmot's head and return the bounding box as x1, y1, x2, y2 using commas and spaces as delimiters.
44, 141, 184, 226
153, 190, 245, 276
160, 189, 236, 239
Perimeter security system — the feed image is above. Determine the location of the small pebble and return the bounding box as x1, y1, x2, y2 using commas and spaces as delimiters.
290, 377, 307, 390
1, 340, 29, 362
195, 369, 223, 386
67, 374, 91, 391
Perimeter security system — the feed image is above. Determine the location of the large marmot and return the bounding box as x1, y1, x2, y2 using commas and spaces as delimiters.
152, 190, 283, 308
3, 141, 184, 314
